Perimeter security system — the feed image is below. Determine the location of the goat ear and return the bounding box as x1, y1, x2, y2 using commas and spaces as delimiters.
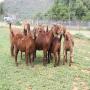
23, 29, 27, 36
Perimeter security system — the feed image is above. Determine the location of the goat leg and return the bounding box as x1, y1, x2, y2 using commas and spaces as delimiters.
65, 51, 67, 63
11, 44, 14, 56
47, 51, 50, 64
25, 52, 29, 66
69, 50, 73, 66
34, 50, 36, 58
43, 51, 47, 66
71, 49, 74, 63
30, 53, 34, 67
29, 53, 31, 63
63, 50, 66, 65
54, 53, 57, 67
57, 52, 60, 66
15, 48, 19, 66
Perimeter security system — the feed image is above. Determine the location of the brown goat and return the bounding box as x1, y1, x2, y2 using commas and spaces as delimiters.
34, 25, 54, 66
11, 30, 35, 67
50, 37, 62, 67
9, 23, 22, 57
48, 25, 63, 67
63, 31, 74, 66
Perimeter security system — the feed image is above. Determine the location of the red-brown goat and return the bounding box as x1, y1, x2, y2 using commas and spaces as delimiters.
11, 28, 35, 67
49, 25, 63, 67
34, 25, 54, 66
63, 30, 74, 66
9, 23, 22, 56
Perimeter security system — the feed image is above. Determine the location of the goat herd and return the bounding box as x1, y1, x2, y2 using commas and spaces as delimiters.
9, 22, 74, 67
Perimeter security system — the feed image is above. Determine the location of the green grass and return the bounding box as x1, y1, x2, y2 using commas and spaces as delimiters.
0, 27, 90, 90
74, 33, 90, 40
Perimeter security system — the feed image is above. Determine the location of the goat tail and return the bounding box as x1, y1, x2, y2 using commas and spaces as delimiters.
11, 30, 14, 37
9, 23, 14, 37
9, 23, 12, 31
9, 23, 13, 35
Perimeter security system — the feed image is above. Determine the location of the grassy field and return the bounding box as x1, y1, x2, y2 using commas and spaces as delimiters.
0, 27, 90, 90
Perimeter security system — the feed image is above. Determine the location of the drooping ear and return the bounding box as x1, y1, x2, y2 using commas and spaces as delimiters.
23, 29, 27, 36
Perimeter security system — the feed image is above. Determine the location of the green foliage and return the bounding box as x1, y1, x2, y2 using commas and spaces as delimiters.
47, 3, 68, 20
33, 12, 44, 19
45, 0, 90, 20
83, 11, 90, 21
0, 2, 4, 15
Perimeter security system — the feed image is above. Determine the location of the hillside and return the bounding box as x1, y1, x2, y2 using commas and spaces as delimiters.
4, 0, 54, 19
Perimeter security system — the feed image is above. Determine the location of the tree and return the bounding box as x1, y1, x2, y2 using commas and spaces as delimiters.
33, 12, 44, 19
46, 1, 68, 20
83, 11, 90, 20
0, 2, 4, 15
45, 0, 90, 20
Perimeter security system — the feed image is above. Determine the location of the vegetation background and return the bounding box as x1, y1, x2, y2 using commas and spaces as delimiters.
0, 0, 90, 90
0, 0, 90, 21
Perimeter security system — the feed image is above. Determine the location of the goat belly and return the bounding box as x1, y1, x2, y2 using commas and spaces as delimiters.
17, 44, 26, 52
35, 40, 44, 50
19, 47, 26, 52
36, 44, 43, 50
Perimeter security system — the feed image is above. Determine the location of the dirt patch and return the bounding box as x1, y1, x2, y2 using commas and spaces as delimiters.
72, 82, 78, 90
80, 82, 89, 90
72, 64, 78, 70
26, 85, 32, 90
72, 77, 89, 90
81, 68, 90, 74
74, 77, 80, 81
17, 79, 23, 84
